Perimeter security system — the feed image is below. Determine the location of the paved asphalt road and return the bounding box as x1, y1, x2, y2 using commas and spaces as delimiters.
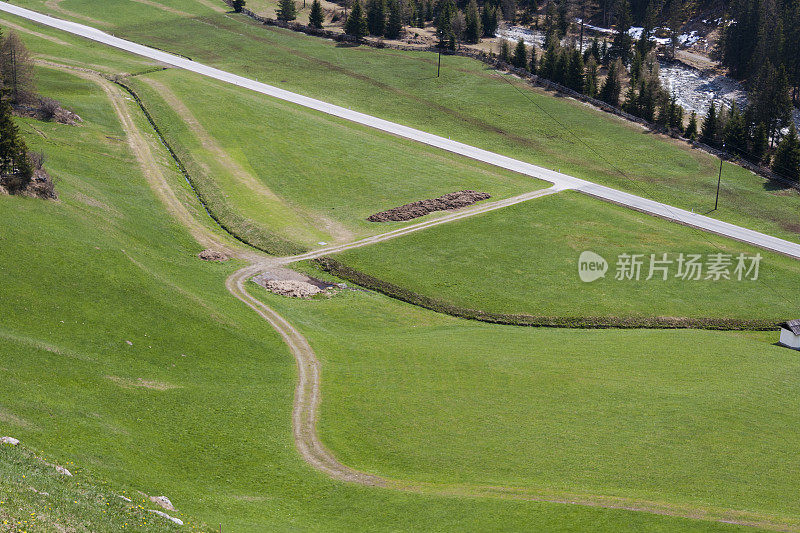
2, 1, 799, 259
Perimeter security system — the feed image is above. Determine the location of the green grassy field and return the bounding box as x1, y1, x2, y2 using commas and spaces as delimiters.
0, 58, 761, 533
8, 0, 800, 246
124, 67, 543, 248
254, 268, 800, 527
2, 4, 800, 531
333, 191, 800, 321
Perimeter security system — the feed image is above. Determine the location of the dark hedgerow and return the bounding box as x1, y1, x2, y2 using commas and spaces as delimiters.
314, 257, 778, 331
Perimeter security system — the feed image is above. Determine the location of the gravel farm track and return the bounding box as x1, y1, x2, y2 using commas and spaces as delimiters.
11, 8, 800, 531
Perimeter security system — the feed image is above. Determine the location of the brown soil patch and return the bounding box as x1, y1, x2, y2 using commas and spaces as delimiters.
199, 249, 230, 261
780, 221, 800, 234
368, 190, 491, 222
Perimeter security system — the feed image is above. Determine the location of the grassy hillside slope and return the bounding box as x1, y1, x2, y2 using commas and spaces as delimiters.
255, 269, 800, 528
0, 58, 755, 533
334, 192, 800, 322
125, 68, 543, 247
8, 0, 800, 246
0, 443, 195, 531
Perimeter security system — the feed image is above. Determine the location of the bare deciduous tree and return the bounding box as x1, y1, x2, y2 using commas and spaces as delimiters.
0, 32, 36, 105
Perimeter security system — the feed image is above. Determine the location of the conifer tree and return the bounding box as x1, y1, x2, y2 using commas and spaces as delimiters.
746, 62, 793, 146
773, 124, 800, 180
700, 101, 719, 146
385, 0, 402, 38
529, 44, 538, 74
276, 0, 297, 20
668, 96, 683, 132
751, 122, 769, 163
309, 0, 325, 28
481, 3, 498, 37
723, 102, 748, 156
566, 48, 584, 92
366, 0, 386, 35
598, 58, 622, 106
610, 0, 633, 65
685, 111, 698, 141
499, 38, 510, 62
436, 0, 457, 50
539, 42, 558, 80
584, 56, 598, 97
232, 0, 246, 12
0, 92, 32, 193
345, 0, 368, 38
622, 84, 638, 115
464, 0, 481, 44
511, 38, 528, 69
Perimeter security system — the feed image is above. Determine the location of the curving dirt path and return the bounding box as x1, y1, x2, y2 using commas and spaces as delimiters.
37, 61, 254, 260
42, 61, 797, 533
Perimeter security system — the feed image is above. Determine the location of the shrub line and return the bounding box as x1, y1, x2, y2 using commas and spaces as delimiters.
315, 256, 779, 330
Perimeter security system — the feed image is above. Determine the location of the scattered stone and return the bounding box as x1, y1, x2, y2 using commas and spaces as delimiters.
54, 465, 72, 477
117, 494, 132, 502
0, 436, 19, 446
368, 191, 491, 222
125, 340, 133, 346
29, 487, 49, 496
198, 249, 229, 262
150, 495, 175, 511
148, 509, 184, 526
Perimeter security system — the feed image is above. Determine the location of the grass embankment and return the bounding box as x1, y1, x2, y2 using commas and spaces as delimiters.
9, 0, 800, 245
0, 444, 195, 531
330, 192, 800, 323
254, 270, 800, 528
0, 61, 749, 533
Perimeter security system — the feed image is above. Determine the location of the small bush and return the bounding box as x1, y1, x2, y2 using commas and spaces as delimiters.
39, 97, 60, 121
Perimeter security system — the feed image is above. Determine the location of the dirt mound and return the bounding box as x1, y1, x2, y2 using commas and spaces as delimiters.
198, 249, 229, 261
262, 280, 325, 298
368, 190, 491, 222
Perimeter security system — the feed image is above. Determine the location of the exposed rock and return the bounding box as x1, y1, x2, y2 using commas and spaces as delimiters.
117, 494, 132, 502
368, 191, 491, 222
54, 465, 72, 476
198, 249, 230, 262
148, 509, 184, 526
0, 436, 19, 446
150, 495, 175, 511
